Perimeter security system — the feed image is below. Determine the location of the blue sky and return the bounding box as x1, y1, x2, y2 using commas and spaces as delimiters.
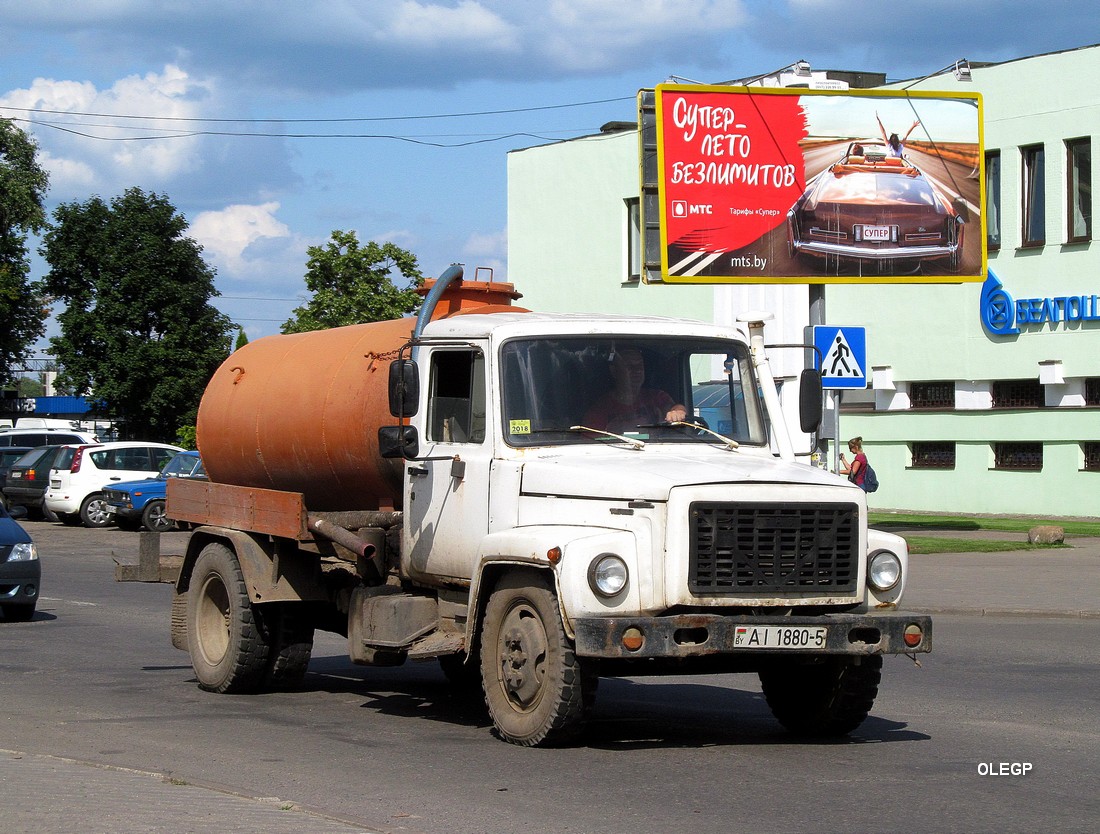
1, 1, 1093, 343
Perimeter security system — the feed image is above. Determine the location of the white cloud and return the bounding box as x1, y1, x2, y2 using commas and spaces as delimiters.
382, 1, 520, 49
191, 201, 293, 274
1, 65, 215, 198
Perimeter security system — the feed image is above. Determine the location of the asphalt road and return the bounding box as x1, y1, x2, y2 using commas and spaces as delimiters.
2, 521, 1098, 833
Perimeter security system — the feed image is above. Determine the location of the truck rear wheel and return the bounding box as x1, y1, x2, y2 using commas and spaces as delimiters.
187, 542, 270, 693
479, 572, 586, 746
758, 655, 882, 737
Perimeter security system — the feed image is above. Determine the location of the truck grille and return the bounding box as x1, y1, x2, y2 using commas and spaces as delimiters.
689, 503, 859, 594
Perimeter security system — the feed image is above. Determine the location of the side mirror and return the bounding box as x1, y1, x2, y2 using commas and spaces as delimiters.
378, 425, 419, 459
388, 359, 419, 418
798, 368, 823, 434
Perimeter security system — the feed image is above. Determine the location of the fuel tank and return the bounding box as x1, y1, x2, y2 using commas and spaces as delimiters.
196, 275, 522, 511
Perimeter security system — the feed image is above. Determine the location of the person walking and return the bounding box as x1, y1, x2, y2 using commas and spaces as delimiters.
839, 436, 869, 488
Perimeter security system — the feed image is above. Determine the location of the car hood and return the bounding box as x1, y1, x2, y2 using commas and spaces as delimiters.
519, 447, 851, 502
105, 476, 166, 495
0, 514, 32, 545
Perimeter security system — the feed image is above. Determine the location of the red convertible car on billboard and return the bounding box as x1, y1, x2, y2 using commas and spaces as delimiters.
786, 142, 965, 275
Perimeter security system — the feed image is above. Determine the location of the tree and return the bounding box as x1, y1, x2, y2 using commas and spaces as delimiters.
0, 119, 50, 387
281, 231, 422, 333
41, 188, 235, 442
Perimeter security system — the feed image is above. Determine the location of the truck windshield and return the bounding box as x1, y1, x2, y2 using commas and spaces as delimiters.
500, 336, 767, 448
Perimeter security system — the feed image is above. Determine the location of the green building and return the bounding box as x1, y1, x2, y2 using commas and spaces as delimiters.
507, 45, 1099, 518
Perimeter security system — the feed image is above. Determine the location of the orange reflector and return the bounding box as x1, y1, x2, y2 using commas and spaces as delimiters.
622, 627, 644, 652
903, 624, 923, 647
547, 546, 563, 565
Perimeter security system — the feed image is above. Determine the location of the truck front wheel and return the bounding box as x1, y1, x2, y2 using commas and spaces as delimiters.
187, 542, 271, 693
479, 572, 587, 746
758, 655, 882, 737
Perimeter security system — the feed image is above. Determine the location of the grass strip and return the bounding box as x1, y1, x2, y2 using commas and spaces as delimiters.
869, 512, 1100, 537
902, 535, 1066, 555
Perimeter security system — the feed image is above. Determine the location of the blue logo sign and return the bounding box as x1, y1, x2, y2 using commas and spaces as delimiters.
980, 270, 1018, 335
980, 268, 1100, 336
813, 326, 867, 389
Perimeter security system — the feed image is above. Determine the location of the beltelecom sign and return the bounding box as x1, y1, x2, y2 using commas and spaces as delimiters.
980, 270, 1100, 335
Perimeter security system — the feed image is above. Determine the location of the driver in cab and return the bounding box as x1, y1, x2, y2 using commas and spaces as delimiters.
582, 348, 686, 433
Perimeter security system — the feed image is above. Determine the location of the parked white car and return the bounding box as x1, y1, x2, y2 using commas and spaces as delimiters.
0, 428, 97, 447
45, 442, 184, 528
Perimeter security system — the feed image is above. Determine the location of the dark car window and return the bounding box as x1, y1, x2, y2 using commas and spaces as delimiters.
55, 447, 77, 470
151, 448, 177, 469
0, 432, 84, 446
12, 447, 56, 469
8, 448, 42, 468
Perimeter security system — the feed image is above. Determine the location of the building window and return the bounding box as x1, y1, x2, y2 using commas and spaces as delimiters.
909, 381, 955, 409
1066, 138, 1092, 243
994, 442, 1043, 471
625, 197, 641, 282
912, 441, 956, 469
1086, 378, 1100, 406
1083, 443, 1100, 472
991, 379, 1043, 409
1021, 144, 1045, 247
985, 150, 1001, 250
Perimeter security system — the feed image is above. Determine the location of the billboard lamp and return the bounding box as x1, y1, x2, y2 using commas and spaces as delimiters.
901, 58, 973, 89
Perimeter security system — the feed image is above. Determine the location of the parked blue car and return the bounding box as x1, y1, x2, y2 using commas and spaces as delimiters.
102, 450, 205, 532
1, 501, 39, 621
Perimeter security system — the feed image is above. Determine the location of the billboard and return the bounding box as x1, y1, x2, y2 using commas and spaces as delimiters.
653, 84, 984, 284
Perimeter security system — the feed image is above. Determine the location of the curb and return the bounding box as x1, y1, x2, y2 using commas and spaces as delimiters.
911, 606, 1100, 620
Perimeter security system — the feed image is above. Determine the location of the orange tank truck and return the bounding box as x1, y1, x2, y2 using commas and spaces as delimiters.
195, 271, 524, 511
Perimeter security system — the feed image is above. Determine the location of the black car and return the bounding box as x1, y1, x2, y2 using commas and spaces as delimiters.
0, 501, 39, 621
3, 445, 75, 521
0, 446, 35, 511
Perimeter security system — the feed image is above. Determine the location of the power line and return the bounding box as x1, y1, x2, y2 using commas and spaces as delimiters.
9, 116, 573, 146
0, 96, 634, 124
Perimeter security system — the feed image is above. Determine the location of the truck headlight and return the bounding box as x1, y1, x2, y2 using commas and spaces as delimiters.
868, 550, 901, 591
588, 553, 628, 598
10, 542, 39, 562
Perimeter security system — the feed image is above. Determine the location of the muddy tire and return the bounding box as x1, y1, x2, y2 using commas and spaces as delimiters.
187, 542, 270, 693
759, 655, 882, 737
479, 572, 587, 746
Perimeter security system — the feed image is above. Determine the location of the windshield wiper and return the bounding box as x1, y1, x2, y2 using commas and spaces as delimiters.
668, 420, 740, 451
568, 425, 646, 450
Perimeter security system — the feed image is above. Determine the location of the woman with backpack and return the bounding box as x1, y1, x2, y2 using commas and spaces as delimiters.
840, 436, 877, 492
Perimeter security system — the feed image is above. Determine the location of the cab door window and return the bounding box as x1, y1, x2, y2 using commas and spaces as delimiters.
427, 350, 485, 443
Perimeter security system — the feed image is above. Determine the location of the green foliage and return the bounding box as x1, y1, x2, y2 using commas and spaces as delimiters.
234, 327, 249, 351
175, 424, 198, 450
281, 231, 422, 333
41, 188, 235, 442
0, 119, 50, 387
15, 376, 45, 397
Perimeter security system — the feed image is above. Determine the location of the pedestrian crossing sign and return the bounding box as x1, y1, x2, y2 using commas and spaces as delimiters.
813, 326, 867, 389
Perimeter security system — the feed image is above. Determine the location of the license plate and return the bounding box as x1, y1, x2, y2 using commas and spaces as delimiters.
9, 472, 21, 480
733, 625, 827, 649
860, 225, 892, 241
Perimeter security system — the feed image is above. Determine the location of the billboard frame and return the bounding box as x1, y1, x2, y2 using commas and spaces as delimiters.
642, 84, 985, 285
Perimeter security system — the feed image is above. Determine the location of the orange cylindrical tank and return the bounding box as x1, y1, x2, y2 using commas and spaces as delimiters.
197, 277, 524, 512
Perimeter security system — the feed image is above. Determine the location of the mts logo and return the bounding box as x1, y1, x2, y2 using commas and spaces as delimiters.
671, 201, 712, 217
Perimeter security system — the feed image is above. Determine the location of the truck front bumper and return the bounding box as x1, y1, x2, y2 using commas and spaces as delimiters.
573, 611, 932, 659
